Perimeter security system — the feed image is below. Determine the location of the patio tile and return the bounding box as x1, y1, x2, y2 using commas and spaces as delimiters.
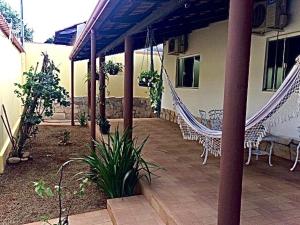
127, 118, 300, 225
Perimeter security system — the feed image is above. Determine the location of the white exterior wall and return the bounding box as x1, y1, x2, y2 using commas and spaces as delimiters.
162, 0, 300, 138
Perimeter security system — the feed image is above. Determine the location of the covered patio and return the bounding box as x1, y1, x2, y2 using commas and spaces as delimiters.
68, 0, 292, 224
118, 119, 300, 225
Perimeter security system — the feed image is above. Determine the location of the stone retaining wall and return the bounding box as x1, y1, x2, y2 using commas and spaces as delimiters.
50, 97, 155, 120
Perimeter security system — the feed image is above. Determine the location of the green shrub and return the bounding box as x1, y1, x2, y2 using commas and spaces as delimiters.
79, 129, 157, 198
13, 53, 69, 157
77, 111, 88, 127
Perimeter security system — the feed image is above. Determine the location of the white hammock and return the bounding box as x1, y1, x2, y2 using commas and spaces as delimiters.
165, 56, 300, 162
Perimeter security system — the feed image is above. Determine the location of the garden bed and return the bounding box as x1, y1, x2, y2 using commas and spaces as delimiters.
0, 125, 107, 225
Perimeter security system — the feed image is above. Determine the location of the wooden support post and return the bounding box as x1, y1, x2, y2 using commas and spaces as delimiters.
71, 60, 75, 126
123, 36, 134, 138
99, 56, 106, 119
87, 61, 91, 116
217, 1, 253, 225
90, 29, 97, 149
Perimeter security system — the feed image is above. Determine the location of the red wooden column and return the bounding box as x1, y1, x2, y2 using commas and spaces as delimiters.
90, 29, 97, 149
123, 36, 134, 137
87, 61, 92, 116
71, 60, 75, 126
218, 1, 253, 225
99, 56, 106, 119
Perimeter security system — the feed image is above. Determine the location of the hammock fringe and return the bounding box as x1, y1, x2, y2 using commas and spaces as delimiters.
165, 56, 300, 160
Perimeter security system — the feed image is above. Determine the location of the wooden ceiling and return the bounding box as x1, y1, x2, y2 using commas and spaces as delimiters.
71, 0, 229, 61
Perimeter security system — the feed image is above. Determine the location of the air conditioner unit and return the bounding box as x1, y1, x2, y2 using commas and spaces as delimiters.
167, 35, 188, 55
266, 0, 288, 29
252, 1, 267, 34
252, 0, 288, 35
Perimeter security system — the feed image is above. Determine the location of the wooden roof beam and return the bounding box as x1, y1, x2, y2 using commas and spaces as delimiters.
98, 0, 185, 56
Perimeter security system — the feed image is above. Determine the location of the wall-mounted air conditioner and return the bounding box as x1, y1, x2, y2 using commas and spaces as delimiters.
252, 0, 288, 35
167, 35, 188, 55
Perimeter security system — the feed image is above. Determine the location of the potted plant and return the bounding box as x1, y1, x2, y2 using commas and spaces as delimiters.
138, 70, 159, 87
97, 116, 111, 134
103, 60, 123, 75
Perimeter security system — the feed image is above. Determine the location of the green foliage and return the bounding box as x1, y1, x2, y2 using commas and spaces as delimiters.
33, 180, 54, 198
138, 70, 164, 113
97, 116, 110, 134
14, 53, 70, 156
103, 60, 123, 75
77, 111, 88, 127
79, 129, 158, 198
0, 0, 33, 41
45, 35, 55, 44
59, 130, 71, 146
33, 162, 90, 225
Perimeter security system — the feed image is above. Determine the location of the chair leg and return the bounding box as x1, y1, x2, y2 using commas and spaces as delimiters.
202, 148, 208, 165
268, 142, 273, 167
256, 150, 259, 160
246, 147, 252, 165
290, 143, 300, 171
200, 149, 205, 158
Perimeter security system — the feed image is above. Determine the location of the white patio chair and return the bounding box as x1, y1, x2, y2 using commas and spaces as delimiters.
198, 109, 208, 126
208, 109, 223, 131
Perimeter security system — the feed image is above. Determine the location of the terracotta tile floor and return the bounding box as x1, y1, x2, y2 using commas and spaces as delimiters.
120, 118, 300, 225
24, 210, 112, 225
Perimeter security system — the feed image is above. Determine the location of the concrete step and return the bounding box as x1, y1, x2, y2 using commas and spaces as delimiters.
107, 195, 165, 225
140, 180, 178, 225
24, 209, 112, 225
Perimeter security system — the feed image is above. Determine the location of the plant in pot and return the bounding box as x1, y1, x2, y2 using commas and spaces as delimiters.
103, 60, 123, 75
138, 70, 159, 87
97, 116, 111, 134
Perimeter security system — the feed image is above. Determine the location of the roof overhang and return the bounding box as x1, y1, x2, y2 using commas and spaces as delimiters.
70, 0, 229, 61
51, 22, 86, 46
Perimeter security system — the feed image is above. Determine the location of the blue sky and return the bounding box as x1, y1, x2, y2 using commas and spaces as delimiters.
8, 0, 98, 42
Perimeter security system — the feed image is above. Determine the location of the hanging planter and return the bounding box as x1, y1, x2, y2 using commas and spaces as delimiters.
138, 70, 159, 87
103, 60, 123, 76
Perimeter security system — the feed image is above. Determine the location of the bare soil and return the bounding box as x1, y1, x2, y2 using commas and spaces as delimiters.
0, 125, 107, 225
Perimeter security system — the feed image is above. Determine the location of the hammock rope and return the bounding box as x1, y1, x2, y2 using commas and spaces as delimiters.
162, 55, 300, 161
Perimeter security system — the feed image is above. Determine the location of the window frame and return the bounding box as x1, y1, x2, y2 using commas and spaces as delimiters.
263, 33, 300, 92
175, 54, 201, 89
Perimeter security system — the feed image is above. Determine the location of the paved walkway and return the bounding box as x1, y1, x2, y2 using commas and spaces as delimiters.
130, 119, 300, 225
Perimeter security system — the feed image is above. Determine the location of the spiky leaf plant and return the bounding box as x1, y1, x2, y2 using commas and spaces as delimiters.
79, 129, 157, 198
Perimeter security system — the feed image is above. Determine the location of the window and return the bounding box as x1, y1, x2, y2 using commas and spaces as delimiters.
176, 55, 200, 88
264, 35, 300, 91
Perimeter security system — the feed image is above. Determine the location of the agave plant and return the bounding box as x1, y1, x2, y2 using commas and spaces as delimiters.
79, 129, 157, 198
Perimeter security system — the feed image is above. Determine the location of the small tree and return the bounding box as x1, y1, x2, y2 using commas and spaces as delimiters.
14, 52, 69, 157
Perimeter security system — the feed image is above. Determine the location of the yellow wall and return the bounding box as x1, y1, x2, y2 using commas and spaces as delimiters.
105, 52, 161, 97
162, 0, 300, 138
24, 43, 161, 98
24, 43, 88, 97
0, 31, 24, 172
